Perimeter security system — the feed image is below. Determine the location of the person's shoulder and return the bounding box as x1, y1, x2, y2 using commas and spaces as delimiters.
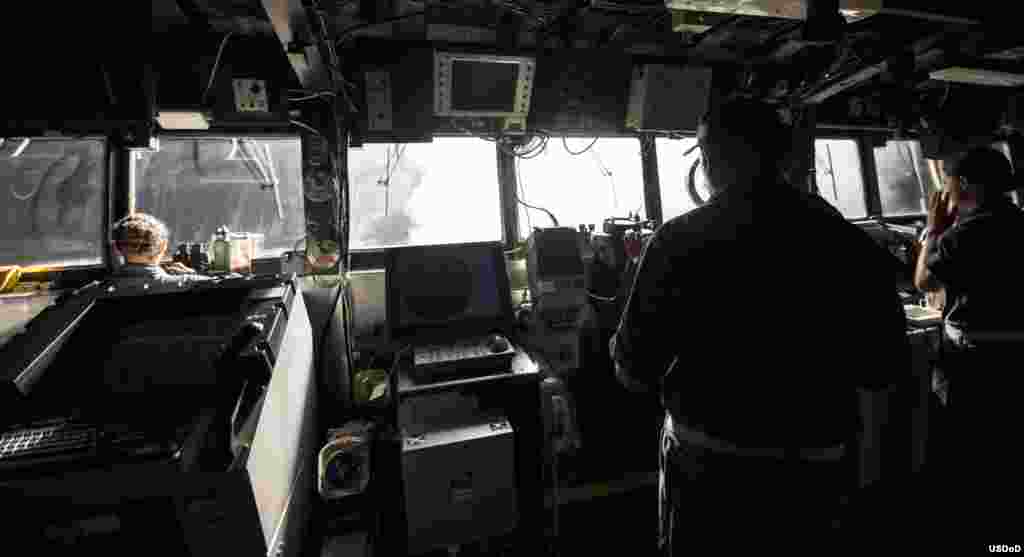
655, 204, 720, 244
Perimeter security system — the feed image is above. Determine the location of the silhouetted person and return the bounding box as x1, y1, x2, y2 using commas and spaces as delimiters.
110, 213, 210, 285
914, 146, 1024, 540
610, 98, 908, 552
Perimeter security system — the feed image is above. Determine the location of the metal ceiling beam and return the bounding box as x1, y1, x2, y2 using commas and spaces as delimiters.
261, 0, 331, 91
800, 29, 951, 104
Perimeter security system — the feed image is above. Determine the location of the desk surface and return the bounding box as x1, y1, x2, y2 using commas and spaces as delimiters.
397, 348, 541, 397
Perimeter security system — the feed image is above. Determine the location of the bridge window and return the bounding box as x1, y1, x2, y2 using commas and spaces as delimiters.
655, 137, 703, 222
874, 140, 937, 216
815, 139, 867, 218
133, 137, 306, 257
348, 138, 501, 250
515, 137, 644, 238
0, 137, 106, 268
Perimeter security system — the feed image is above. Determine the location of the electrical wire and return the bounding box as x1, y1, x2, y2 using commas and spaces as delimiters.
288, 92, 337, 102
591, 148, 618, 210
514, 156, 558, 227
562, 136, 599, 156
334, 11, 427, 47
587, 292, 616, 303
202, 32, 235, 105
290, 120, 323, 136
518, 155, 533, 233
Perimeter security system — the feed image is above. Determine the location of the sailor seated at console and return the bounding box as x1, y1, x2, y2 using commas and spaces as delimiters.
110, 213, 212, 286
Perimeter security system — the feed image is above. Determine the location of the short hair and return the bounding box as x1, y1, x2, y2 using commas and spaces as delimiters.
699, 98, 790, 162
112, 213, 169, 258
945, 147, 1014, 194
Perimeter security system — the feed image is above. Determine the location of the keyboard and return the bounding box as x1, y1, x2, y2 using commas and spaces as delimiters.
413, 336, 515, 381
0, 418, 181, 474
0, 418, 98, 472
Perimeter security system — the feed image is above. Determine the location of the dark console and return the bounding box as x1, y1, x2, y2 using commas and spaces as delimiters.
0, 274, 317, 557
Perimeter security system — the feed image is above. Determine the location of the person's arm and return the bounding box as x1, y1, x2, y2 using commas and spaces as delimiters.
915, 190, 957, 293
914, 233, 942, 292
609, 226, 681, 394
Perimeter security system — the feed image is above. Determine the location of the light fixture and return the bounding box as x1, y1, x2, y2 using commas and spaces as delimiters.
156, 110, 211, 130
929, 67, 1024, 88
664, 0, 881, 21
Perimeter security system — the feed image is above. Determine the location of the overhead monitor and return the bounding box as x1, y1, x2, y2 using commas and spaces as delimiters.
434, 52, 536, 119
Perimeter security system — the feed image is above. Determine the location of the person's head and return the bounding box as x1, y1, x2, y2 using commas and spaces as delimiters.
112, 213, 170, 264
944, 146, 1014, 210
697, 98, 791, 194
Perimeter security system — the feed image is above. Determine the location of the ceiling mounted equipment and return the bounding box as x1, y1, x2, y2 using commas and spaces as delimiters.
664, 0, 881, 21
156, 110, 211, 130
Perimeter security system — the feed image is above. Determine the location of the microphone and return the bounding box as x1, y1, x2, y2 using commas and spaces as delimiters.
215, 322, 264, 372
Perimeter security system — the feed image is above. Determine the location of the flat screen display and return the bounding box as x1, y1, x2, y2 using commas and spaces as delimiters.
389, 243, 510, 334
451, 60, 519, 113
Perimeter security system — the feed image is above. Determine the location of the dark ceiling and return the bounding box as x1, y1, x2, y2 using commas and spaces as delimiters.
152, 1, 1024, 104
6, 1, 1024, 133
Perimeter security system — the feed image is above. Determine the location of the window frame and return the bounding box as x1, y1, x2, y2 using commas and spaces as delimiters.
2, 135, 113, 279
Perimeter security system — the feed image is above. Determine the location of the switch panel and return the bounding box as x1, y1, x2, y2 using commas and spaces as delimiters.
364, 71, 393, 132
233, 79, 270, 112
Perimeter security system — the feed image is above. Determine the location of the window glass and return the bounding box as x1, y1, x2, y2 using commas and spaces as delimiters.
347, 138, 502, 250
0, 138, 106, 268
516, 137, 644, 238
133, 137, 306, 257
814, 139, 867, 218
655, 137, 705, 222
874, 140, 938, 216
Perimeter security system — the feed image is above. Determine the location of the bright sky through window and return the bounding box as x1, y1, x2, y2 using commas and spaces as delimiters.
516, 137, 644, 238
347, 138, 502, 250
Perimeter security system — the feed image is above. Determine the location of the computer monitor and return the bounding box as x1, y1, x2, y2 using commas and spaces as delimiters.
434, 52, 536, 119
387, 242, 513, 340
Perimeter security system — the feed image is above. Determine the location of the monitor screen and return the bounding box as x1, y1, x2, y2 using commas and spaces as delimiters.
389, 243, 511, 335
451, 60, 519, 113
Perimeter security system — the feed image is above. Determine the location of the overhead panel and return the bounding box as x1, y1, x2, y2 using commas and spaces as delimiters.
528, 49, 633, 134
626, 64, 712, 132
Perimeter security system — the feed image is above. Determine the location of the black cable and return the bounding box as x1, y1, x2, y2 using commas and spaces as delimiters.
562, 136, 599, 156
334, 12, 427, 46
686, 157, 709, 207
201, 32, 234, 105
514, 156, 559, 227
518, 155, 533, 233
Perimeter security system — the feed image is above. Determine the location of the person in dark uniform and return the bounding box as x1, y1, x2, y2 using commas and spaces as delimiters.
110, 213, 210, 285
609, 98, 908, 552
914, 146, 1024, 540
